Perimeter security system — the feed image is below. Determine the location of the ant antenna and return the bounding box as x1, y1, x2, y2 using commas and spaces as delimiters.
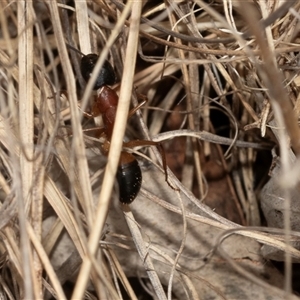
65, 43, 85, 56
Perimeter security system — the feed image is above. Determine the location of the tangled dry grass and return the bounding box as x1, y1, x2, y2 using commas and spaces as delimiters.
1, 0, 300, 299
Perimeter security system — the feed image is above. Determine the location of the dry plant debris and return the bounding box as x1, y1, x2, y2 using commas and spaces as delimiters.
0, 0, 300, 299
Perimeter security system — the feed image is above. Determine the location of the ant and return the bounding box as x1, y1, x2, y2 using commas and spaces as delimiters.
68, 45, 177, 204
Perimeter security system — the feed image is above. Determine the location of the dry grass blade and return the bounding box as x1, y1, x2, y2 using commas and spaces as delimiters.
74, 1, 91, 54
48, 1, 94, 226
104, 247, 139, 300
123, 208, 167, 300
27, 223, 66, 299
17, 2, 36, 298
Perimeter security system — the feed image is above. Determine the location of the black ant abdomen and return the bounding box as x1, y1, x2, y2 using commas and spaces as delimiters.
116, 152, 142, 204
80, 54, 116, 90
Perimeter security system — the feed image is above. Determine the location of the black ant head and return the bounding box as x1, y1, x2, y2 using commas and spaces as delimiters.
80, 54, 116, 90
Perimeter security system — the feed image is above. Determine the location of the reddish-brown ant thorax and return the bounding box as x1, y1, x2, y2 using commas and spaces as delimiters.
96, 87, 119, 115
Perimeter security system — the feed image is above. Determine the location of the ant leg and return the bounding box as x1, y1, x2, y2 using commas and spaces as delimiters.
82, 111, 93, 118
124, 140, 179, 191
128, 93, 148, 119
81, 98, 102, 119
82, 127, 105, 138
